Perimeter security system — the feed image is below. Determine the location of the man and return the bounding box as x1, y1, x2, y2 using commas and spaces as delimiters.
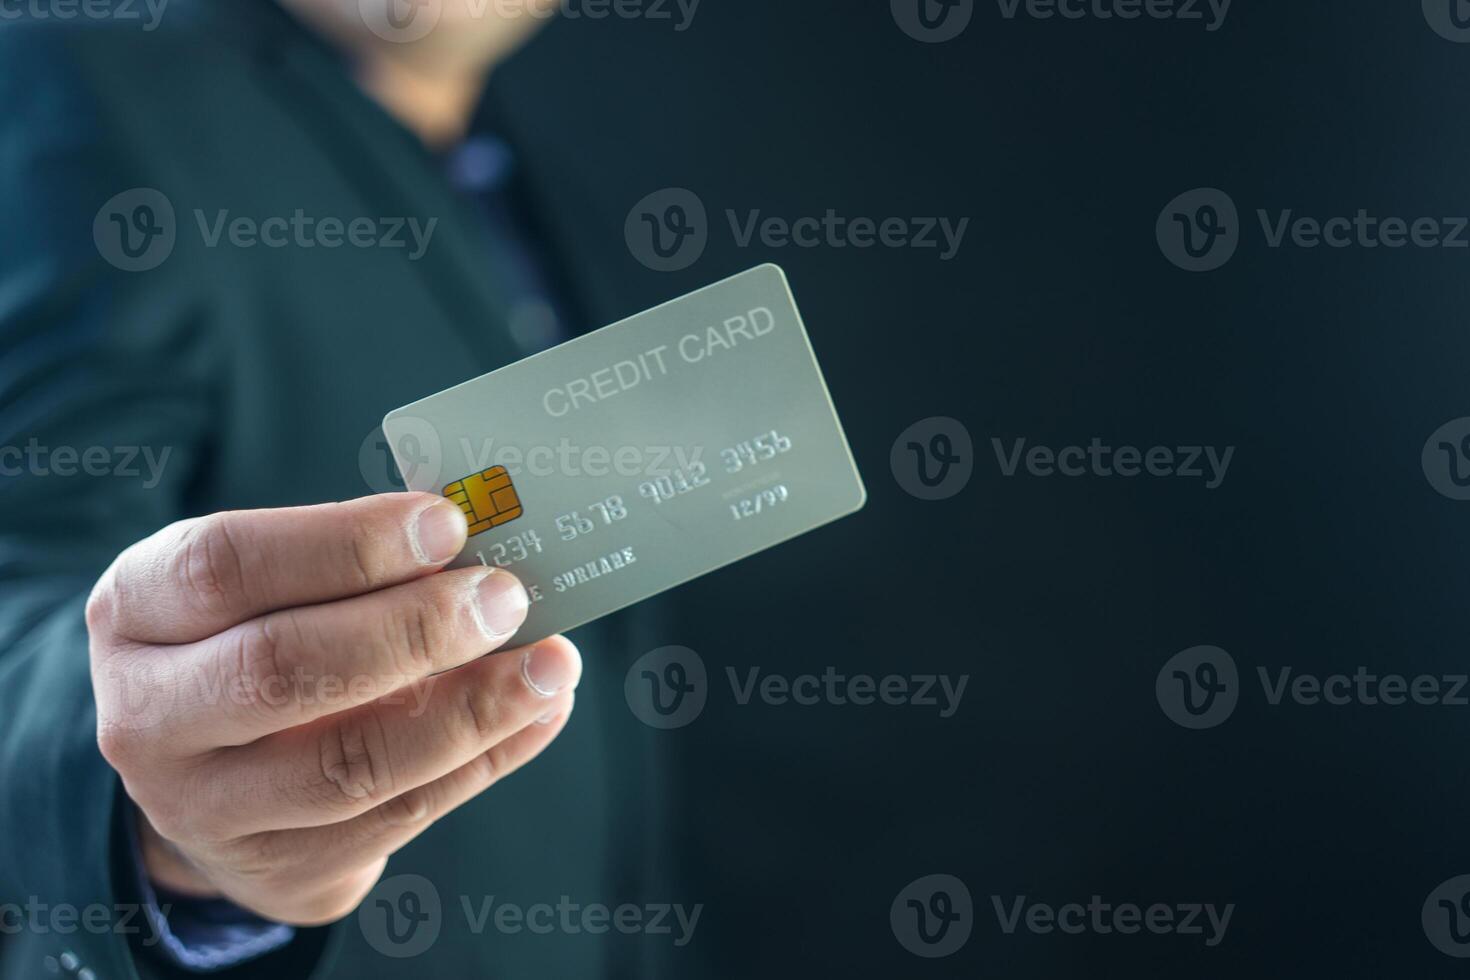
0, 1, 653, 976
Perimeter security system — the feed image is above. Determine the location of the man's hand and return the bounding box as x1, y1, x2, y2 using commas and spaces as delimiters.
84, 493, 581, 925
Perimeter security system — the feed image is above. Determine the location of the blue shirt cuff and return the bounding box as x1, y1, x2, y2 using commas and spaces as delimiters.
125, 805, 297, 971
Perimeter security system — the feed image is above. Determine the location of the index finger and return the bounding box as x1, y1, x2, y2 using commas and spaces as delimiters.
94, 493, 469, 644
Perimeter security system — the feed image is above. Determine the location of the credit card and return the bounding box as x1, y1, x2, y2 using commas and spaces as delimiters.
384, 264, 866, 645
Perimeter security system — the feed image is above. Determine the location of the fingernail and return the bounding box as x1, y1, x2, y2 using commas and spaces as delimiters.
522, 641, 582, 698
412, 500, 468, 565
472, 570, 529, 639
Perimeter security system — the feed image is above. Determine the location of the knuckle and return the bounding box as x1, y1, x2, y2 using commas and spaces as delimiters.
143, 798, 194, 843
378, 785, 434, 829
228, 617, 300, 718
94, 699, 168, 775
466, 748, 498, 788
219, 833, 298, 884
101, 749, 222, 845
311, 710, 396, 811
94, 717, 138, 771
132, 777, 197, 842
88, 620, 163, 732
383, 593, 450, 677
84, 568, 119, 638
172, 515, 250, 618
328, 503, 383, 591
475, 745, 510, 786
459, 681, 509, 744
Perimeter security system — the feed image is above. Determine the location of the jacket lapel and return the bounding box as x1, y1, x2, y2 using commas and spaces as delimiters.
236, 0, 522, 374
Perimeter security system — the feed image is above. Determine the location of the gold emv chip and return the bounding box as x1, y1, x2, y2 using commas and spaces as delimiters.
444, 466, 523, 535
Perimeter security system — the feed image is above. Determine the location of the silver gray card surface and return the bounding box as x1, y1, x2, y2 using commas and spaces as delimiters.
384, 264, 865, 645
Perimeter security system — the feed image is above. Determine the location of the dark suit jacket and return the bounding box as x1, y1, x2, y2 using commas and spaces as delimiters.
0, 4, 662, 977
